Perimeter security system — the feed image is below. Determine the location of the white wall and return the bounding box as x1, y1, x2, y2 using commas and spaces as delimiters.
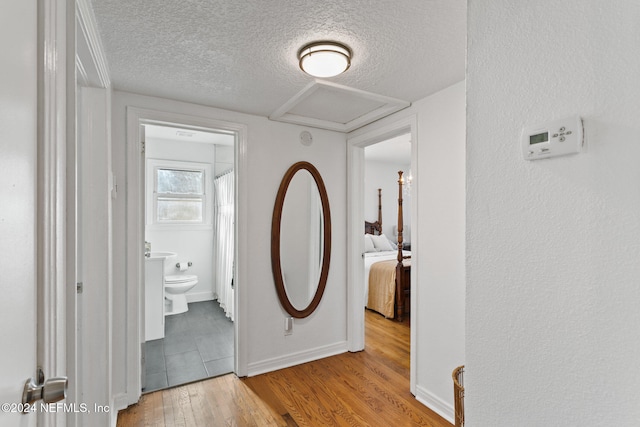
466, 2, 640, 426
244, 107, 348, 375
111, 91, 348, 397
350, 81, 466, 421
364, 159, 412, 241
145, 138, 216, 302
413, 83, 466, 418
215, 145, 233, 176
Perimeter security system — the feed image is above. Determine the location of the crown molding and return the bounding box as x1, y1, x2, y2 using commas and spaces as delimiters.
76, 0, 110, 88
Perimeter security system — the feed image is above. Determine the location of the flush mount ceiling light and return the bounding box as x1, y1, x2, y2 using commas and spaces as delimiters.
298, 42, 351, 78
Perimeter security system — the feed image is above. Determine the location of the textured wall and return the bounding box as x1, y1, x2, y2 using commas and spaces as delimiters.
466, 1, 640, 425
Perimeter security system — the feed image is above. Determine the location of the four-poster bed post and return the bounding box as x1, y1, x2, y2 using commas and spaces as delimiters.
364, 174, 411, 321
395, 171, 411, 321
365, 188, 382, 235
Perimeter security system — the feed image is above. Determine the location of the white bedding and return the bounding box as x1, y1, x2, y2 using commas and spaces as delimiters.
364, 250, 411, 303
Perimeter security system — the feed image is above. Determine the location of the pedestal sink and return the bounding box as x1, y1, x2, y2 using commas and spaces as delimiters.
147, 252, 177, 272
147, 251, 177, 259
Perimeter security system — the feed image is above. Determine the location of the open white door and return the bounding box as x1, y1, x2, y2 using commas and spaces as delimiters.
0, 1, 38, 425
0, 0, 69, 425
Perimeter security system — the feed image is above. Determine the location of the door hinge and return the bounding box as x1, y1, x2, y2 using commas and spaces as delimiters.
76, 282, 83, 294
141, 140, 145, 154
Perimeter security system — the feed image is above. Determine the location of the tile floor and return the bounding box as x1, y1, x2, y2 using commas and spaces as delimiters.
143, 300, 234, 393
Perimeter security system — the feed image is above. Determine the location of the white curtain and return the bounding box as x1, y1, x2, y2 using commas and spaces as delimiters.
214, 170, 234, 320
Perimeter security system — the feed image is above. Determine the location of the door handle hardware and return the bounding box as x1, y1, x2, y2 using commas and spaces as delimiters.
22, 368, 68, 413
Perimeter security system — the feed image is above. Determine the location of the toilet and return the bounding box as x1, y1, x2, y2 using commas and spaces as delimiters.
164, 274, 198, 315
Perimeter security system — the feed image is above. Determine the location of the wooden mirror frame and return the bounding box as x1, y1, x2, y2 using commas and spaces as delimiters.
271, 161, 332, 318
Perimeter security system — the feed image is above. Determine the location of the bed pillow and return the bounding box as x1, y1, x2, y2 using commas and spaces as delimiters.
364, 234, 377, 253
371, 233, 394, 251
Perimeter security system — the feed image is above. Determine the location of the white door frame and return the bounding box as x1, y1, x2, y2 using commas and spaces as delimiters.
346, 115, 418, 394
73, 1, 113, 425
38, 0, 71, 425
77, 87, 113, 427
122, 107, 248, 407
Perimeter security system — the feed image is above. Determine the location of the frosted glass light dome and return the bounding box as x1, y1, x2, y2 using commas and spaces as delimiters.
298, 42, 351, 78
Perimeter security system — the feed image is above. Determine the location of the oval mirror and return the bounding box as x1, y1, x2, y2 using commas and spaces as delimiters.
271, 161, 331, 318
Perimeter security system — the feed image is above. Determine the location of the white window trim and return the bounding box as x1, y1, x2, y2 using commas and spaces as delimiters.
146, 158, 213, 230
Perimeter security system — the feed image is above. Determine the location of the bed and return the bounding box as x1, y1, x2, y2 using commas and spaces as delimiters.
364, 172, 411, 321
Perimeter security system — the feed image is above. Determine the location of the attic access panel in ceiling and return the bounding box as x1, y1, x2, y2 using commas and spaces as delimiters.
270, 80, 410, 133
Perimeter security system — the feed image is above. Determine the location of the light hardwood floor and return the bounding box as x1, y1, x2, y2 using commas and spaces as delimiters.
116, 310, 452, 426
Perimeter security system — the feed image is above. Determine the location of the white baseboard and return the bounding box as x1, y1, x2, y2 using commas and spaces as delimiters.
112, 392, 133, 412
186, 291, 214, 303
247, 341, 349, 377
112, 393, 133, 427
110, 397, 118, 427
415, 385, 455, 424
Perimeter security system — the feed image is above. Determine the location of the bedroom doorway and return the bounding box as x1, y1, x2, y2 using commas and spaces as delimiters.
363, 133, 412, 321
141, 123, 236, 392
363, 133, 413, 319
347, 115, 417, 393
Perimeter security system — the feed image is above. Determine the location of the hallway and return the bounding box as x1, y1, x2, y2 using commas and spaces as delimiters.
118, 310, 451, 426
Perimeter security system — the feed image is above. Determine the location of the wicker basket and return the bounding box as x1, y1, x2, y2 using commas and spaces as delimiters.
452, 365, 465, 427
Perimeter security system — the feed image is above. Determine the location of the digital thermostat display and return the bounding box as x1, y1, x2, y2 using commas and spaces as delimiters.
529, 132, 548, 145
521, 116, 584, 160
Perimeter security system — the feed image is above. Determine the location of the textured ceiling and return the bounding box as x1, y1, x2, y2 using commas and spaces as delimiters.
90, 0, 466, 127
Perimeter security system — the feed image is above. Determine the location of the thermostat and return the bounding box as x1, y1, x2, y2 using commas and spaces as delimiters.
521, 116, 584, 160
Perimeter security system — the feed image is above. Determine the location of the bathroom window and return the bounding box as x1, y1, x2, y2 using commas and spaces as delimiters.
147, 159, 212, 227
156, 168, 204, 222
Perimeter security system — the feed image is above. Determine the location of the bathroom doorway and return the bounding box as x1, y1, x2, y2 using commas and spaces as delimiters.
142, 123, 236, 392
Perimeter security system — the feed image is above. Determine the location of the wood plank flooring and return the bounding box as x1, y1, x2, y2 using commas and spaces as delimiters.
116, 310, 452, 426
